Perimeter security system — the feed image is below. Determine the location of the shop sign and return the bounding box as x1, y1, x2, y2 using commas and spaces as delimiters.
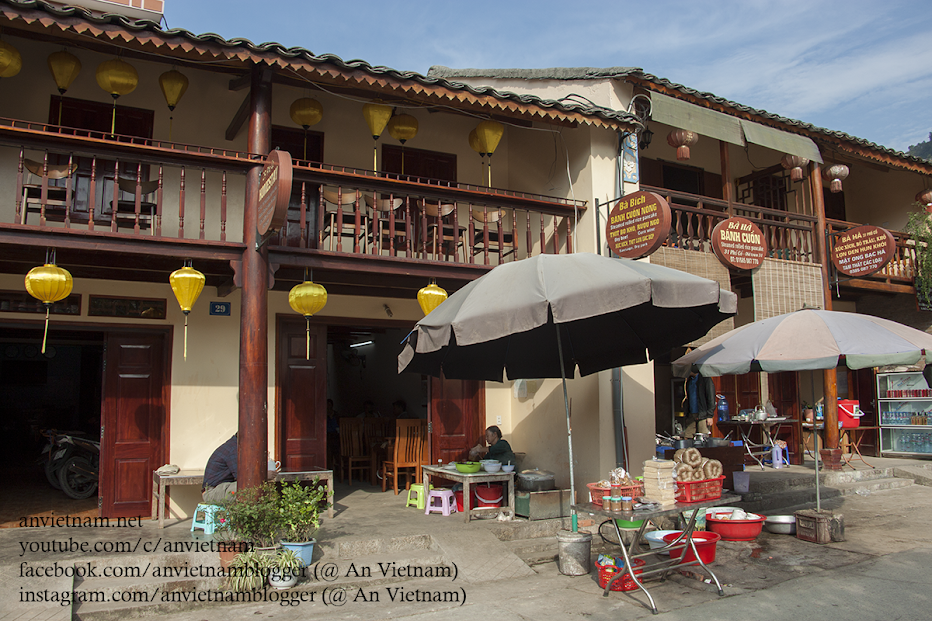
606, 191, 672, 258
830, 224, 895, 278
711, 217, 767, 270
257, 149, 292, 236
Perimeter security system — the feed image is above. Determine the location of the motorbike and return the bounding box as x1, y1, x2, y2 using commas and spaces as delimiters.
57, 435, 100, 500
40, 429, 82, 490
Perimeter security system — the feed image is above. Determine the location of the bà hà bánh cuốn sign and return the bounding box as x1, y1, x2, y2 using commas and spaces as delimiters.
606, 191, 672, 258
711, 217, 767, 270
830, 225, 895, 277
257, 149, 293, 236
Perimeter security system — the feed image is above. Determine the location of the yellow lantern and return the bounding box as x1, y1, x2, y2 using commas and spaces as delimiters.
159, 69, 188, 141
48, 50, 81, 94
417, 279, 447, 315
290, 98, 323, 160
362, 101, 392, 171
25, 259, 73, 354
289, 280, 328, 360
169, 263, 205, 361
0, 40, 22, 78
476, 120, 504, 185
96, 58, 138, 135
468, 128, 484, 155
387, 114, 418, 144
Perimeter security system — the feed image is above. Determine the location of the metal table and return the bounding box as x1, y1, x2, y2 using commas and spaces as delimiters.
718, 419, 797, 469
580, 494, 740, 614
421, 465, 515, 523
151, 467, 334, 528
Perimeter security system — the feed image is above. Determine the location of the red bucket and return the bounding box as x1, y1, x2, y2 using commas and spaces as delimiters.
838, 399, 861, 428
475, 484, 503, 508
662, 531, 721, 564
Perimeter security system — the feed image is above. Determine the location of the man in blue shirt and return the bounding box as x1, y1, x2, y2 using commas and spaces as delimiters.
202, 434, 237, 503
684, 371, 715, 438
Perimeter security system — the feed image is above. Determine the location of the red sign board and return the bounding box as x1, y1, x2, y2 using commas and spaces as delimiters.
257, 149, 293, 236
711, 217, 767, 270
606, 191, 672, 258
831, 225, 895, 277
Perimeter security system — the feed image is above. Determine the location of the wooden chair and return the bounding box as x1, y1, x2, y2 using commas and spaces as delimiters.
338, 417, 374, 485
419, 200, 465, 261
366, 194, 410, 255
112, 177, 158, 234
321, 188, 369, 252
382, 419, 428, 494
363, 416, 394, 480
471, 208, 515, 261
21, 158, 78, 225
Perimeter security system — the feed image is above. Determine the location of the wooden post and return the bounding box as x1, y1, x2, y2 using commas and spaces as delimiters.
720, 140, 734, 217
810, 161, 842, 468
238, 66, 272, 490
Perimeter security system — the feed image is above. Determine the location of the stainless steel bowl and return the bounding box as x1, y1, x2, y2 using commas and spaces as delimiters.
764, 515, 796, 535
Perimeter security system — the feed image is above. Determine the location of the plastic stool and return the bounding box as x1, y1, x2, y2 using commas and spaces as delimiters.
405, 483, 433, 510
762, 446, 790, 468
191, 504, 221, 535
424, 489, 457, 516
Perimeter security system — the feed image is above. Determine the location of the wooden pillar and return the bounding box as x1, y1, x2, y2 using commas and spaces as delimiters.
810, 160, 842, 468
720, 140, 734, 216
238, 66, 272, 489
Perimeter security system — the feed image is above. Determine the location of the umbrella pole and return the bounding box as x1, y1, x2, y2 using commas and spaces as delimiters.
555, 324, 578, 532
810, 370, 821, 511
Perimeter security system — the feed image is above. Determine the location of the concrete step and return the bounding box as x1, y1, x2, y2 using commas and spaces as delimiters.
73, 546, 449, 621
321, 533, 433, 559
737, 476, 915, 514
742, 466, 902, 495
894, 465, 932, 486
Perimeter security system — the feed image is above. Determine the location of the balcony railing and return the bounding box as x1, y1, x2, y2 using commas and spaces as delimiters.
827, 219, 915, 284
1, 119, 584, 266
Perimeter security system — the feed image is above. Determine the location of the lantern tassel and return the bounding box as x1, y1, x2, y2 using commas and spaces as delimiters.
305, 316, 310, 360
111, 100, 117, 136
42, 307, 50, 354
373, 142, 378, 172
183, 312, 188, 361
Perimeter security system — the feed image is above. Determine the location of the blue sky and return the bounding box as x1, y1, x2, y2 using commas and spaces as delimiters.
163, 0, 932, 153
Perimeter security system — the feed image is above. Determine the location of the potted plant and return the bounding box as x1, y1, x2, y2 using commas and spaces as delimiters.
279, 479, 331, 566
226, 549, 272, 592
905, 206, 932, 309
802, 401, 814, 423
217, 482, 286, 550
267, 548, 303, 589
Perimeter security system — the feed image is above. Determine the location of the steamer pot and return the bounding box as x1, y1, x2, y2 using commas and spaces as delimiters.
516, 469, 556, 492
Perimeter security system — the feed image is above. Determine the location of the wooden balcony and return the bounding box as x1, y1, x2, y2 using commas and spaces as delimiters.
0, 118, 585, 287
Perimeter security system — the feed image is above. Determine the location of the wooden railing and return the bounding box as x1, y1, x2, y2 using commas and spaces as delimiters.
642, 185, 819, 263
2, 120, 584, 266
827, 219, 915, 283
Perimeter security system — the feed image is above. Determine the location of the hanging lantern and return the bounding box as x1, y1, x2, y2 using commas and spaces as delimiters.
159, 69, 188, 141
290, 97, 323, 129
917, 189, 932, 209
468, 128, 484, 155
96, 58, 138, 135
387, 114, 418, 144
0, 40, 22, 78
289, 279, 328, 360
781, 154, 810, 182
417, 279, 447, 316
822, 163, 850, 193
169, 262, 205, 361
25, 254, 73, 354
666, 129, 698, 161
48, 50, 81, 94
362, 101, 392, 171
476, 120, 504, 186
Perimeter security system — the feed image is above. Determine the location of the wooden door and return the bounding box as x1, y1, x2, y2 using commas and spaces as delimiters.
277, 317, 327, 470
712, 373, 761, 435
100, 331, 168, 518
768, 372, 802, 464
430, 376, 484, 464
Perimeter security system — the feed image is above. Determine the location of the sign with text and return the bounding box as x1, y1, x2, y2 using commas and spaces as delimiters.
257, 149, 293, 236
209, 301, 231, 316
831, 225, 895, 278
606, 191, 672, 258
711, 217, 767, 270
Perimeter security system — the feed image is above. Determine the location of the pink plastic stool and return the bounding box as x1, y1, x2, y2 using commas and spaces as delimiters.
424, 489, 457, 516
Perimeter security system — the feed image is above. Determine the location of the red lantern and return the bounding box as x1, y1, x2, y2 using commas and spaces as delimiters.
666, 129, 698, 161
780, 154, 810, 182
916, 189, 932, 208
822, 164, 849, 194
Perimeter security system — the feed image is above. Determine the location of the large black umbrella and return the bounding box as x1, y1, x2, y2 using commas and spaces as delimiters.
399, 253, 737, 526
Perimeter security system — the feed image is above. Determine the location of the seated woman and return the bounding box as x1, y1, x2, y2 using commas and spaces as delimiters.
470, 425, 516, 466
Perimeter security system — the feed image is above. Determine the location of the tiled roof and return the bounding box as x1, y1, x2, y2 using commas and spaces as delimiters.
429, 65, 932, 172
0, 0, 640, 131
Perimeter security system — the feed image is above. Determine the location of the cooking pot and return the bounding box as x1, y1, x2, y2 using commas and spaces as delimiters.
516, 469, 556, 492
673, 438, 694, 450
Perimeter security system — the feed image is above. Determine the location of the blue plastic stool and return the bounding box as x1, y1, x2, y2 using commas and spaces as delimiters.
191, 504, 221, 535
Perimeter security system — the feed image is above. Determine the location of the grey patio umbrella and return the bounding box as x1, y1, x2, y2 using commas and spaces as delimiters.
672, 308, 932, 509
399, 253, 737, 528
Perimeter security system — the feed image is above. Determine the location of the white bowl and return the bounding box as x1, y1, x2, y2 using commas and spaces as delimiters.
644, 530, 679, 554
502, 465, 515, 473
482, 462, 502, 473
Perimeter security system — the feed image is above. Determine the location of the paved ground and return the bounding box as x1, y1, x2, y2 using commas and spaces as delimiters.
2, 457, 931, 620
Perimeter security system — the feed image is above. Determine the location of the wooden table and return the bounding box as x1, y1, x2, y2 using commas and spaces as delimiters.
151, 468, 334, 528
421, 465, 515, 523
580, 494, 740, 614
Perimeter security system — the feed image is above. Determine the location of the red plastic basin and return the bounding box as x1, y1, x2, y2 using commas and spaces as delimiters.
662, 531, 721, 564
706, 513, 766, 541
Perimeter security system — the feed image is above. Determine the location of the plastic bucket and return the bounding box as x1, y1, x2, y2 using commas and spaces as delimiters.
733, 471, 750, 493
838, 399, 861, 428
454, 490, 465, 512
556, 529, 592, 575
475, 483, 503, 508
663, 531, 721, 564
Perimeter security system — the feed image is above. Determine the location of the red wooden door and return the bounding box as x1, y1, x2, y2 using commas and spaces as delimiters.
768, 372, 801, 464
430, 376, 484, 465
100, 331, 167, 518
712, 373, 761, 436
277, 317, 327, 470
